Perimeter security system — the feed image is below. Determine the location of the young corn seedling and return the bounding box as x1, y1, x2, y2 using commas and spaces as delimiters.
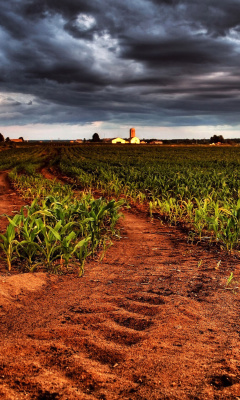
225, 272, 239, 293
99, 237, 113, 262
226, 272, 234, 287
15, 216, 43, 271
60, 229, 90, 268
75, 235, 92, 276
34, 218, 63, 269
0, 214, 22, 271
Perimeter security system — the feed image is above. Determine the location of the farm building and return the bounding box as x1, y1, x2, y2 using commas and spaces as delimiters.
130, 128, 136, 138
112, 128, 140, 144
112, 137, 126, 144
129, 128, 140, 143
11, 138, 24, 143
130, 137, 140, 144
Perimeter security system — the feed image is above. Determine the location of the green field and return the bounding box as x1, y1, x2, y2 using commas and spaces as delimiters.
1, 143, 240, 272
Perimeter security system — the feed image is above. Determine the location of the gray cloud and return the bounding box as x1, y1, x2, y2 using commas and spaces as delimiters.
0, 0, 240, 130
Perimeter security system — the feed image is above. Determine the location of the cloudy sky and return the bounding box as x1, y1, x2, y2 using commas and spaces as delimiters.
0, 0, 240, 140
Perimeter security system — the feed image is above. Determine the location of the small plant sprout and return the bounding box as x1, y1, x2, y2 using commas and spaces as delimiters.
197, 259, 203, 268
226, 272, 234, 287
215, 260, 221, 270
225, 272, 239, 293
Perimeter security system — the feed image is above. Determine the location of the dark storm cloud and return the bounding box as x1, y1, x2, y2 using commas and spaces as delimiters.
121, 36, 231, 66
0, 0, 240, 129
23, 0, 94, 19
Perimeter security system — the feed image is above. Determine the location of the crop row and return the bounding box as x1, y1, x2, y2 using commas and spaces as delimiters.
0, 162, 123, 273
1, 143, 240, 252
56, 145, 240, 251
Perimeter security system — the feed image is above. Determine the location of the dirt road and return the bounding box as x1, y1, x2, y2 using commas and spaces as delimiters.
0, 172, 24, 223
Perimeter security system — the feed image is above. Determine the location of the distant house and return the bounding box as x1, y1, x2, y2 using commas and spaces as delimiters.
209, 142, 222, 146
11, 138, 24, 143
75, 139, 83, 143
151, 141, 163, 145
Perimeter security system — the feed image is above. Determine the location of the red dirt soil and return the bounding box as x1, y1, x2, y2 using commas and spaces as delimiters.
0, 171, 240, 399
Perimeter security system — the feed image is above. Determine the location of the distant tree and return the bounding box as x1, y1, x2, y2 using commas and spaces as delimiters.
19, 136, 24, 141
5, 137, 10, 142
0, 133, 4, 142
218, 135, 225, 143
92, 132, 100, 142
210, 135, 225, 144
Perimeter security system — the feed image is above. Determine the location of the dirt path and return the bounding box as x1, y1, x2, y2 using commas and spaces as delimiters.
0, 171, 25, 232
0, 173, 240, 399
41, 168, 74, 186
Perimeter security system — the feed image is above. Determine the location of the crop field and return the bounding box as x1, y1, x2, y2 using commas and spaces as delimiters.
57, 144, 240, 251
1, 143, 240, 399
2, 143, 240, 263
0, 145, 123, 274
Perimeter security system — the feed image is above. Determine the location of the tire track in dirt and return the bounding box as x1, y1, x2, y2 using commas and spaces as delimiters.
41, 167, 76, 186
0, 171, 24, 220
0, 173, 240, 398
0, 171, 26, 237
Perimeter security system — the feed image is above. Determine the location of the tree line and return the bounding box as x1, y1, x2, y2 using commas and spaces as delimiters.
0, 134, 24, 142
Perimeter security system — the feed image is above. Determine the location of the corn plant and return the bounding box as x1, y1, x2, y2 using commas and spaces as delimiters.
0, 188, 123, 273
0, 215, 22, 270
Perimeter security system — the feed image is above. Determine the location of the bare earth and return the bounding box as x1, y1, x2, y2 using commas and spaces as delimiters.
0, 171, 240, 399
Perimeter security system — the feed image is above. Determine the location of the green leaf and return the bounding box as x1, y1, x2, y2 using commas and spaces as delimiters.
47, 226, 61, 241
65, 231, 76, 242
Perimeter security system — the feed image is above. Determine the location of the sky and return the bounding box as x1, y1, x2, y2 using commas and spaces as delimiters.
0, 0, 240, 140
